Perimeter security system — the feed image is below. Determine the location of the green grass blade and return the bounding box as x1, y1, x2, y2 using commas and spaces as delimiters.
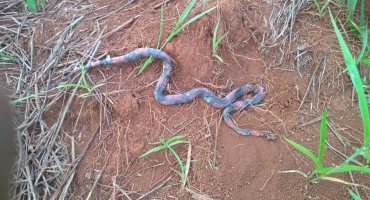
39, 0, 46, 7
213, 18, 221, 51
343, 146, 367, 165
318, 109, 327, 163
359, 0, 364, 28
329, 8, 370, 147
139, 56, 154, 74
173, 0, 196, 31
57, 84, 87, 89
362, 59, 370, 66
348, 188, 362, 200
214, 54, 223, 62
140, 145, 167, 158
215, 34, 227, 49
89, 83, 104, 91
323, 165, 370, 174
168, 140, 189, 147
347, 0, 358, 22
79, 93, 91, 98
172, 168, 185, 180
167, 145, 184, 169
10, 93, 38, 105
164, 135, 186, 144
319, 0, 331, 15
165, 6, 217, 44
285, 138, 322, 171
356, 27, 368, 64
180, 6, 217, 32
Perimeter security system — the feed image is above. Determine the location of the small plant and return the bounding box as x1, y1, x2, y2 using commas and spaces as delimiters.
283, 109, 370, 184
139, 0, 217, 73
212, 18, 228, 62
57, 61, 103, 98
0, 49, 14, 65
23, 0, 46, 13
140, 135, 196, 181
312, 0, 331, 16
282, 7, 370, 199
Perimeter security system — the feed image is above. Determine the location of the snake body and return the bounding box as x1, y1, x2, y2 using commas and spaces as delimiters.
64, 48, 276, 140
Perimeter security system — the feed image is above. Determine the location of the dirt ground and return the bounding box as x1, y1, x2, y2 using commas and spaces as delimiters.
4, 0, 370, 199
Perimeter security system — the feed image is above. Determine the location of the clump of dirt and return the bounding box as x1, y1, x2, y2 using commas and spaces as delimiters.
113, 93, 139, 120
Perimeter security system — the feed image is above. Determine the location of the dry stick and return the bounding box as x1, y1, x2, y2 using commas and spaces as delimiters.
137, 176, 172, 200
181, 142, 192, 192
297, 55, 324, 110
296, 116, 322, 129
34, 84, 80, 185
153, 0, 173, 9
124, 120, 130, 169
86, 170, 103, 200
91, 0, 136, 21
325, 141, 365, 167
114, 182, 133, 200
103, 14, 141, 38
50, 124, 100, 200
213, 116, 223, 168
60, 170, 76, 200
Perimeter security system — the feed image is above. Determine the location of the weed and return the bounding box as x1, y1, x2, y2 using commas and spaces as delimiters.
57, 61, 103, 98
139, 0, 217, 73
23, 0, 46, 13
212, 18, 228, 62
140, 135, 196, 181
281, 6, 370, 197
0, 49, 14, 65
312, 0, 331, 16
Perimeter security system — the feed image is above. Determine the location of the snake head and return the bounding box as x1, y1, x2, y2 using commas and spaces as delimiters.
261, 131, 277, 140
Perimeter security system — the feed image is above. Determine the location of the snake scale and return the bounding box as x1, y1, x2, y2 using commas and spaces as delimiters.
58, 48, 276, 140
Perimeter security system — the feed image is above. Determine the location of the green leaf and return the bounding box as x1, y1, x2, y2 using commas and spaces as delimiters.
318, 109, 327, 163
57, 84, 87, 89
214, 54, 223, 62
285, 138, 323, 171
165, 6, 217, 44
10, 94, 39, 105
139, 56, 154, 74
89, 83, 104, 92
164, 135, 186, 144
329, 8, 370, 148
212, 18, 221, 51
167, 143, 184, 169
173, 0, 196, 32
347, 0, 358, 22
348, 188, 362, 200
362, 59, 370, 66
319, 0, 331, 15
140, 145, 167, 158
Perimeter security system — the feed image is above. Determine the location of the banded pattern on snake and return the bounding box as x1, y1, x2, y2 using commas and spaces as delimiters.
61, 48, 276, 140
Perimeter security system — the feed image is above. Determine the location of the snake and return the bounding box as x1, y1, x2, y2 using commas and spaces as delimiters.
58, 48, 277, 140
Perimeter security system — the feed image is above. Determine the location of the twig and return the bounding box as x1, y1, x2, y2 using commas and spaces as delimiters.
181, 142, 192, 192
297, 55, 324, 110
296, 116, 322, 129
137, 176, 171, 200
114, 182, 133, 200
86, 170, 103, 200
